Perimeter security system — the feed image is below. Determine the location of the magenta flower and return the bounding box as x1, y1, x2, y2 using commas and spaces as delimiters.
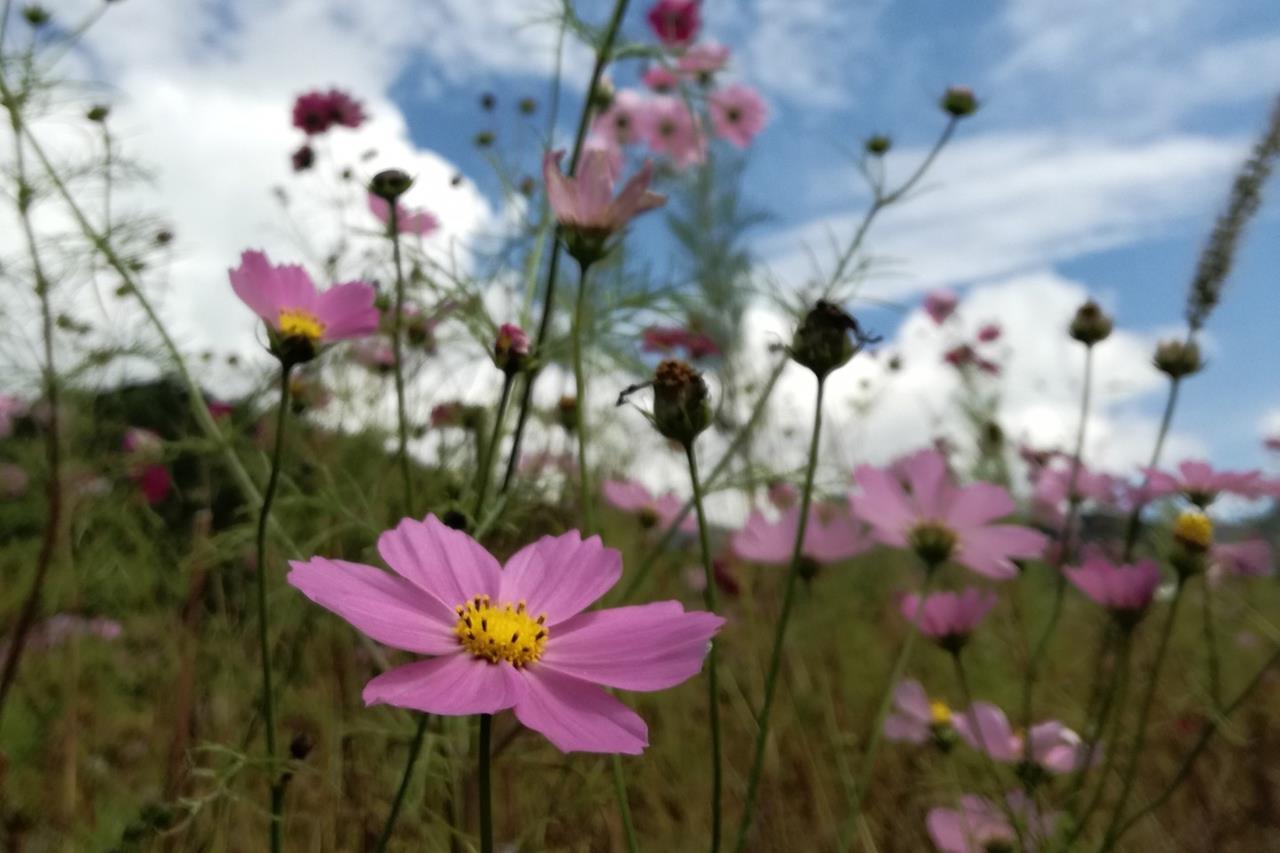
646, 0, 700, 47
289, 516, 723, 753
1143, 459, 1269, 506
1065, 556, 1162, 616
853, 451, 1047, 578
350, 338, 395, 374
709, 84, 768, 148
0, 394, 27, 437
494, 323, 530, 373
977, 323, 1001, 342
927, 793, 1055, 852
900, 588, 998, 649
731, 503, 870, 566
677, 42, 731, 77
291, 89, 366, 135
1211, 540, 1273, 579
122, 429, 172, 505
590, 89, 651, 148
641, 325, 720, 360
953, 702, 1086, 773
602, 479, 697, 534
642, 65, 679, 92
368, 193, 440, 237
884, 679, 953, 744
229, 250, 379, 352
923, 289, 959, 325
646, 96, 706, 169
543, 149, 665, 237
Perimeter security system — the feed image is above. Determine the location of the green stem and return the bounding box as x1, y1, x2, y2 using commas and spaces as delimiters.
474, 372, 515, 517
1063, 634, 1131, 848
1063, 628, 1125, 816
499, 0, 631, 494
373, 714, 430, 853
571, 262, 594, 531
387, 201, 416, 516
478, 713, 493, 853
734, 377, 826, 853
1098, 579, 1186, 847
1200, 577, 1222, 710
256, 363, 293, 853
686, 441, 723, 853
610, 755, 641, 853
1121, 376, 1183, 560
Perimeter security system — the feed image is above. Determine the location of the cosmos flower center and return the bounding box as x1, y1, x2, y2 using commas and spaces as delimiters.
453, 594, 548, 667
726, 106, 742, 122
1173, 510, 1213, 552
278, 308, 326, 341
908, 520, 958, 567
929, 700, 951, 726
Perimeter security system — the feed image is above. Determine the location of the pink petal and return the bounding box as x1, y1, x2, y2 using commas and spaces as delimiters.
287, 557, 458, 654
316, 280, 379, 341
957, 525, 1046, 580
602, 479, 653, 512
542, 150, 578, 224
270, 263, 321, 314
376, 515, 502, 609
954, 702, 1019, 761
902, 451, 952, 519
805, 505, 869, 562
499, 530, 621, 625
362, 654, 527, 715
367, 193, 392, 225
731, 509, 796, 565
946, 481, 1016, 528
514, 667, 648, 754
893, 678, 932, 723
883, 712, 929, 744
576, 147, 616, 224
541, 602, 722, 690
851, 466, 915, 535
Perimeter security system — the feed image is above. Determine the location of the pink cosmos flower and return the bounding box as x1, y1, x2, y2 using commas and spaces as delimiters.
1065, 556, 1162, 614
900, 588, 998, 648
641, 325, 721, 360
291, 89, 366, 135
1211, 540, 1273, 579
646, 0, 700, 47
976, 323, 1001, 343
368, 193, 440, 237
1031, 461, 1118, 526
642, 65, 680, 93
1265, 435, 1280, 452
229, 250, 379, 346
602, 479, 697, 534
1143, 459, 1268, 506
646, 97, 706, 169
927, 793, 1055, 853
677, 42, 731, 77
351, 338, 395, 373
709, 84, 768, 148
884, 679, 952, 744
3, 614, 123, 657
122, 428, 172, 505
590, 90, 651, 148
853, 450, 1047, 578
543, 149, 665, 235
0, 394, 26, 437
953, 702, 1086, 773
494, 323, 530, 365
924, 289, 959, 325
288, 516, 724, 754
767, 480, 798, 510
731, 503, 870, 565
0, 462, 28, 500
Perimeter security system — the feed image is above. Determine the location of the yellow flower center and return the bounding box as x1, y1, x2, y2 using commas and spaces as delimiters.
278, 308, 325, 341
929, 700, 952, 726
453, 595, 547, 667
1173, 510, 1213, 552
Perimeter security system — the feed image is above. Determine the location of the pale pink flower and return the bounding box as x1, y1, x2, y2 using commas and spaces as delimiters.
853, 450, 1047, 578
731, 503, 870, 565
924, 289, 959, 325
900, 588, 998, 648
884, 679, 953, 744
927, 793, 1055, 852
602, 479, 697, 534
368, 193, 440, 237
977, 323, 1001, 342
1211, 540, 1273, 578
953, 702, 1086, 773
646, 0, 700, 47
646, 97, 705, 169
1032, 461, 1118, 525
0, 394, 26, 437
590, 89, 651, 148
543, 149, 665, 235
288, 516, 724, 753
1143, 459, 1269, 506
642, 65, 680, 93
676, 42, 730, 77
229, 250, 379, 345
709, 84, 767, 148
1065, 556, 1162, 615
350, 338, 395, 373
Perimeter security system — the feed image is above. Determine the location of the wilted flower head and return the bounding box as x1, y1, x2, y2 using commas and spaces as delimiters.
884, 679, 956, 750
900, 588, 998, 652
368, 193, 440, 237
953, 702, 1087, 774
288, 515, 724, 753
1065, 556, 1162, 625
791, 300, 875, 378
731, 502, 871, 567
229, 250, 378, 365
923, 289, 959, 325
646, 97, 706, 169
543, 149, 665, 265
602, 479, 697, 534
494, 323, 530, 374
646, 0, 700, 47
709, 84, 767, 148
292, 89, 366, 135
650, 359, 711, 445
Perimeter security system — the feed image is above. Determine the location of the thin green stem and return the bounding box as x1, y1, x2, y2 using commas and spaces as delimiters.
388, 202, 415, 517
571, 262, 594, 531
1200, 577, 1222, 710
256, 363, 294, 853
474, 373, 515, 517
686, 441, 723, 852
1063, 628, 1125, 816
478, 713, 493, 853
610, 755, 641, 853
734, 377, 826, 853
1121, 377, 1183, 560
1098, 579, 1186, 847
373, 714, 430, 853
1062, 633, 1131, 848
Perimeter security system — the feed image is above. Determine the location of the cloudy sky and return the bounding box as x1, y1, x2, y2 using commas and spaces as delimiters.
14, 0, 1280, 504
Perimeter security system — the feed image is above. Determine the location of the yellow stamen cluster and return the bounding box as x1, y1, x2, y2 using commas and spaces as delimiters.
929, 700, 952, 726
453, 595, 548, 667
278, 308, 326, 341
1173, 510, 1213, 553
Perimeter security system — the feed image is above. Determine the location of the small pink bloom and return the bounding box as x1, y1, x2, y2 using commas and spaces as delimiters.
731, 503, 870, 566
351, 338, 396, 373
288, 516, 724, 754
229, 250, 379, 344
676, 42, 730, 77
767, 480, 798, 510
924, 289, 959, 325
1211, 540, 1273, 578
884, 679, 948, 744
1143, 459, 1268, 506
0, 394, 27, 437
642, 65, 680, 93
494, 323, 530, 370
853, 451, 1047, 579
709, 84, 767, 148
953, 702, 1086, 773
943, 344, 974, 369
927, 793, 1055, 852
646, 0, 700, 47
291, 89, 366, 135
1065, 556, 1162, 614
977, 323, 1001, 343
368, 193, 440, 237
646, 97, 706, 169
0, 462, 29, 500
1032, 461, 1117, 526
602, 479, 697, 534
641, 325, 720, 360
431, 402, 464, 428
590, 90, 651, 148
900, 588, 997, 648
206, 398, 235, 420
543, 149, 666, 235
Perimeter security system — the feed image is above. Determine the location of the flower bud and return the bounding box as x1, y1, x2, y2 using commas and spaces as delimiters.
369, 168, 412, 202
86, 104, 110, 123
557, 395, 578, 432
518, 97, 538, 115
23, 5, 50, 27
865, 134, 892, 156
590, 77, 616, 112
790, 300, 873, 379
1069, 300, 1113, 345
1153, 339, 1202, 379
479, 92, 496, 112
473, 130, 495, 149
652, 359, 711, 446
1170, 510, 1213, 578
493, 323, 530, 374
291, 144, 315, 172
940, 86, 979, 118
